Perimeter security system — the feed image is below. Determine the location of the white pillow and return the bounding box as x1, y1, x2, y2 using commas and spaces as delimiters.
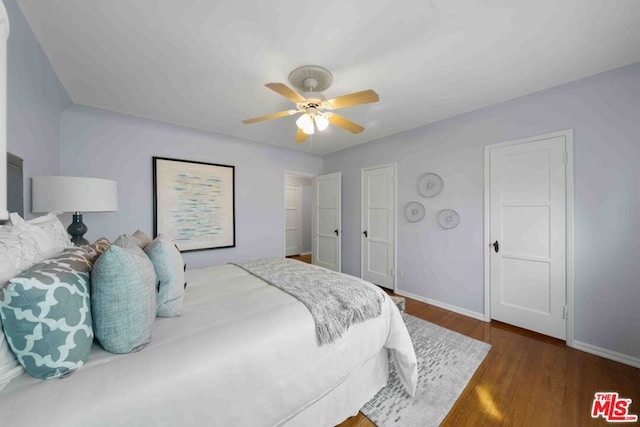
9, 213, 71, 262
0, 317, 24, 391
26, 212, 72, 249
0, 223, 40, 272
0, 252, 17, 286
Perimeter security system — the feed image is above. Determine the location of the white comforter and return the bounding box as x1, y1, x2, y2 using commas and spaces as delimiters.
0, 264, 417, 427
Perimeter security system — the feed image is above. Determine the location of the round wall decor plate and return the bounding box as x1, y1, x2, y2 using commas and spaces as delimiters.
437, 209, 460, 229
404, 201, 425, 223
417, 172, 443, 198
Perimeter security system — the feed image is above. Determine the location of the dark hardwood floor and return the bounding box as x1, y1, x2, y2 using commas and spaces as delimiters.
339, 296, 640, 426
289, 255, 639, 426
287, 253, 312, 264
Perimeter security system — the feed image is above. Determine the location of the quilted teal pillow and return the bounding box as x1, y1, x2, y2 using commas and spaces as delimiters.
145, 234, 185, 317
0, 248, 94, 379
91, 235, 157, 354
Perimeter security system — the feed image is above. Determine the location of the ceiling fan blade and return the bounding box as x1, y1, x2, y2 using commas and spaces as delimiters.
327, 113, 365, 134
295, 127, 307, 143
265, 83, 307, 103
323, 89, 379, 110
241, 110, 297, 124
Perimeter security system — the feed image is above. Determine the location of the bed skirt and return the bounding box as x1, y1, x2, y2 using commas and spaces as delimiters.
282, 349, 389, 426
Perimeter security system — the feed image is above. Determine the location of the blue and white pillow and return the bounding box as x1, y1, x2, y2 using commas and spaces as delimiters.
0, 248, 94, 379
0, 227, 24, 389
80, 237, 111, 263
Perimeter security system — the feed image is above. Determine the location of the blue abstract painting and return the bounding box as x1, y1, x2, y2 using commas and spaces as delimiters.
154, 157, 235, 251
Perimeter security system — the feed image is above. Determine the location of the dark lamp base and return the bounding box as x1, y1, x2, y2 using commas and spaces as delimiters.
68, 213, 89, 246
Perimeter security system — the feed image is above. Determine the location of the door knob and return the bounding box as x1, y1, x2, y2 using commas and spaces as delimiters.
334, 229, 339, 236
363, 230, 368, 238
492, 240, 499, 253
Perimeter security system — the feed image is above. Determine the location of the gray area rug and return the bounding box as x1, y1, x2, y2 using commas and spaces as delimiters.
362, 314, 491, 427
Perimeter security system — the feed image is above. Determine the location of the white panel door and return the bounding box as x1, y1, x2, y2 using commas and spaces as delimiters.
284, 184, 301, 256
490, 136, 567, 339
361, 165, 395, 289
313, 173, 341, 272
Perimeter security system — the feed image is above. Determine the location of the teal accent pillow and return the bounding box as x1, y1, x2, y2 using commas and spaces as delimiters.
91, 235, 157, 354
145, 234, 185, 317
0, 248, 94, 379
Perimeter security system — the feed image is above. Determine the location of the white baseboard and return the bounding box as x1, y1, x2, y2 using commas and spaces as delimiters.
301, 251, 312, 256
395, 290, 486, 321
396, 291, 640, 369
571, 340, 640, 369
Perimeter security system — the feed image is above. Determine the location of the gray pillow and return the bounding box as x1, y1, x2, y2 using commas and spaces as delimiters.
91, 235, 157, 354
145, 234, 185, 317
131, 230, 152, 249
0, 248, 94, 379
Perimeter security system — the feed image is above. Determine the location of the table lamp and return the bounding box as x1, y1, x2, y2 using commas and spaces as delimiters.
32, 176, 118, 245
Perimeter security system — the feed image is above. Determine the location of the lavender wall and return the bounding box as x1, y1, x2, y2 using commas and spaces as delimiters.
324, 62, 640, 361
9, 0, 638, 362
4, 0, 70, 216
59, 105, 323, 269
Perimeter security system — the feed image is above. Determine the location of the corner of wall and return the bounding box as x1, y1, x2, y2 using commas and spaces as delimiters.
5, 0, 72, 217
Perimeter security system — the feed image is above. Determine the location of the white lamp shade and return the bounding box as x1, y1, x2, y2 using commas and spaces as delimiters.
32, 176, 118, 213
315, 114, 329, 131
296, 113, 315, 135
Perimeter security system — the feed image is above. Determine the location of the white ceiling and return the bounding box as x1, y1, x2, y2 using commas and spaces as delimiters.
17, 0, 640, 155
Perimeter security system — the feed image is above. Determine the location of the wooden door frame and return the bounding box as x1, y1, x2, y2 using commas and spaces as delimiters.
360, 163, 397, 291
483, 129, 575, 347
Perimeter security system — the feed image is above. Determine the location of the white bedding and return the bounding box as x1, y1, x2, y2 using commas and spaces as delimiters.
0, 264, 417, 427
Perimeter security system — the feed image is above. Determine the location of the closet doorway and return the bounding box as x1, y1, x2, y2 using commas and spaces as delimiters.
284, 172, 313, 260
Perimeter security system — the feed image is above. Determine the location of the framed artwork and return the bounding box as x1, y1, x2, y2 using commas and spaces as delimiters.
153, 156, 235, 252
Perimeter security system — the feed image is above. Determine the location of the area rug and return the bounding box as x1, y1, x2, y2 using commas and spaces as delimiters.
362, 314, 491, 427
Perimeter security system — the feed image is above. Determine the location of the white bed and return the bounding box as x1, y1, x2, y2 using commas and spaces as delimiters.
0, 263, 417, 427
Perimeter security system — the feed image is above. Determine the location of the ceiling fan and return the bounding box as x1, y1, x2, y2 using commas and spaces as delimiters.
242, 65, 379, 143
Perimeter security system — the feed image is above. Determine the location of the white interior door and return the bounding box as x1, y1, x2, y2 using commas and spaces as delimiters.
284, 183, 302, 256
361, 165, 395, 289
313, 172, 341, 272
489, 135, 567, 340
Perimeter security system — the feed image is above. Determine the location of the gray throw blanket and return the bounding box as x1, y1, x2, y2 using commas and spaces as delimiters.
233, 258, 383, 345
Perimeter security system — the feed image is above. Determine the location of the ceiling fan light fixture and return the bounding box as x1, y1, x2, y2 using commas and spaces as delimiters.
242, 67, 379, 143
315, 113, 329, 131
296, 113, 315, 135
